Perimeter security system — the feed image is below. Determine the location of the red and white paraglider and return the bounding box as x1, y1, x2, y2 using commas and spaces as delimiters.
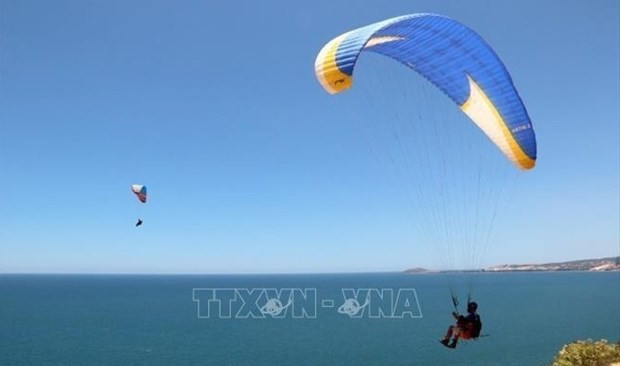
131, 184, 147, 226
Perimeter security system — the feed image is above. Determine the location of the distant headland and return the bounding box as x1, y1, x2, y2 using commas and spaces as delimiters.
404, 256, 620, 274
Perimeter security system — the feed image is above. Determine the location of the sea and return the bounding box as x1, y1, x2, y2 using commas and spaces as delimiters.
1, 272, 618, 366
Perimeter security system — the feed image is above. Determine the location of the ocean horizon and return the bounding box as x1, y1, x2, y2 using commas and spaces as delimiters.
1, 271, 618, 365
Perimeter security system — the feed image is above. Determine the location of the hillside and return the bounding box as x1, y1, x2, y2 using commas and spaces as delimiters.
487, 256, 620, 272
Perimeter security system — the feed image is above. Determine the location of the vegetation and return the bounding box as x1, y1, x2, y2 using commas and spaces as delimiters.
552, 339, 620, 366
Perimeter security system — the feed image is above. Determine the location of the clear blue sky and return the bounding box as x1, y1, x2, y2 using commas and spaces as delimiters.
1, 0, 618, 273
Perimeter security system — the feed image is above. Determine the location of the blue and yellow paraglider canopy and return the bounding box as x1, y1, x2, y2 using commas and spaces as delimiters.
315, 14, 537, 170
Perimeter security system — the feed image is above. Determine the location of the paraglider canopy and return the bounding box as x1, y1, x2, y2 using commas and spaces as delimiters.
131, 184, 147, 203
314, 13, 537, 170
315, 14, 538, 328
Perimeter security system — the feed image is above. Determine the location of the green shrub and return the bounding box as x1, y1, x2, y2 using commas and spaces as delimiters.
552, 339, 620, 366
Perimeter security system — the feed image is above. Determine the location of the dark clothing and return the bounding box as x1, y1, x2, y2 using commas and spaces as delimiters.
443, 311, 482, 347
458, 313, 480, 324
466, 313, 480, 322
457, 313, 482, 338
442, 301, 482, 348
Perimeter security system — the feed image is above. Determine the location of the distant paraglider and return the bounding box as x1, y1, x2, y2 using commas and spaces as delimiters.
131, 184, 147, 203
131, 184, 147, 226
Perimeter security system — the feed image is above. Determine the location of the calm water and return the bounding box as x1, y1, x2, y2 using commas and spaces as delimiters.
1, 272, 618, 366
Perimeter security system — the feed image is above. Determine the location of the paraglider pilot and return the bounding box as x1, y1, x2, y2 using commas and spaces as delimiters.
440, 301, 482, 349
135, 219, 143, 227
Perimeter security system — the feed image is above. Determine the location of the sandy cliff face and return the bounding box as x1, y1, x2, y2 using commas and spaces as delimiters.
487, 257, 620, 272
